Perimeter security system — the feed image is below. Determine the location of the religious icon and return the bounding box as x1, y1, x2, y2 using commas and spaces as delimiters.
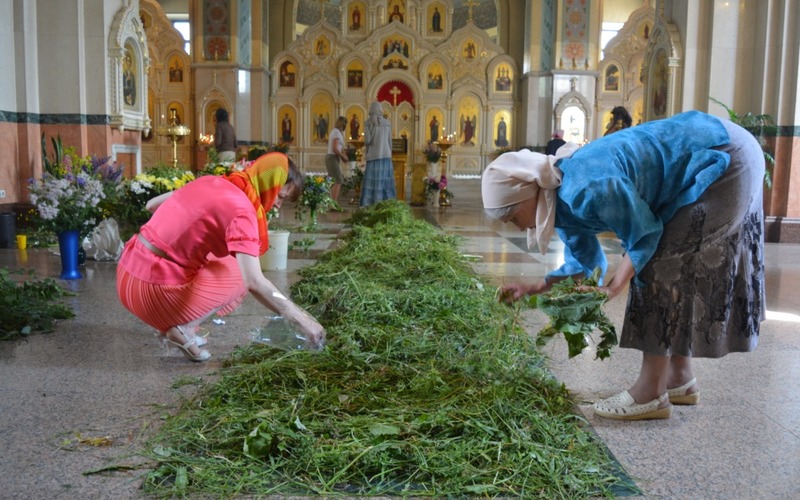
429, 115, 440, 143
281, 112, 293, 144
494, 66, 511, 91
383, 58, 408, 70
389, 4, 404, 23
494, 115, 509, 148
313, 113, 329, 143
349, 113, 360, 140
605, 65, 620, 92
279, 61, 295, 87
315, 36, 329, 57
168, 58, 183, 83
427, 72, 443, 90
430, 6, 443, 33
348, 69, 363, 88
651, 50, 669, 118
350, 5, 362, 31
122, 45, 136, 107
460, 115, 476, 145
463, 40, 477, 60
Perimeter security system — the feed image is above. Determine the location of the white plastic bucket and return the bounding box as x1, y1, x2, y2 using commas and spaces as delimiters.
259, 230, 290, 271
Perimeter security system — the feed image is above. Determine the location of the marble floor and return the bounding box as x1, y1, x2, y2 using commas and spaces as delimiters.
1, 176, 798, 499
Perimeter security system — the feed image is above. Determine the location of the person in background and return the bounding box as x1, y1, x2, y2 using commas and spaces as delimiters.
545, 129, 566, 155
326, 116, 349, 211
481, 111, 765, 421
214, 107, 237, 162
116, 153, 326, 362
359, 101, 396, 206
604, 106, 633, 136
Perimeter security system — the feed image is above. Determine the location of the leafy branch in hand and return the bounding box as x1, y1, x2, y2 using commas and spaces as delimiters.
525, 268, 618, 360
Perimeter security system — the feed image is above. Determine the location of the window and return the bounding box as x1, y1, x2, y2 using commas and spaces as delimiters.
172, 20, 191, 54
601, 22, 623, 59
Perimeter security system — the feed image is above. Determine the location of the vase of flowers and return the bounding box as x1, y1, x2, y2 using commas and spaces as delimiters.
423, 143, 442, 177
29, 139, 110, 279
424, 174, 453, 207
297, 175, 335, 229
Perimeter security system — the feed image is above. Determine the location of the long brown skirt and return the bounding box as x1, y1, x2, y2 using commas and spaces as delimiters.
620, 119, 766, 357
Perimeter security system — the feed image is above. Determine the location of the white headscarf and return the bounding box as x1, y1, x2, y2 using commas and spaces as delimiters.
481, 144, 579, 253
367, 101, 386, 127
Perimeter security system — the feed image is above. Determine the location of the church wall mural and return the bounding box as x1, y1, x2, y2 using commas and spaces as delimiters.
273, 0, 516, 175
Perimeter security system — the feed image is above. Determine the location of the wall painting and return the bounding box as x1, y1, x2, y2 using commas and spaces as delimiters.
494, 64, 512, 92
279, 61, 296, 87
387, 0, 405, 23
458, 96, 479, 146
493, 111, 510, 148
348, 1, 366, 34
346, 106, 364, 140
311, 94, 333, 144
426, 108, 444, 144
278, 105, 296, 144
168, 54, 184, 83
427, 2, 445, 35
123, 42, 138, 109
604, 64, 619, 92
426, 62, 444, 90
347, 60, 364, 88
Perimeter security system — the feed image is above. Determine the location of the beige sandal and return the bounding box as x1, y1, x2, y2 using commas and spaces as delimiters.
667, 378, 699, 405
593, 391, 672, 420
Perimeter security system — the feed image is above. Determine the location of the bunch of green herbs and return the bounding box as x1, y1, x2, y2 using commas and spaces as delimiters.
144, 201, 635, 498
526, 269, 618, 360
0, 268, 75, 340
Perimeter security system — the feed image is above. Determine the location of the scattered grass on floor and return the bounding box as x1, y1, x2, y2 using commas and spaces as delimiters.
0, 268, 75, 340
143, 200, 638, 498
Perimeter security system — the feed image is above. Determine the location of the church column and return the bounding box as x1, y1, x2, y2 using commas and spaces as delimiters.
520, 0, 557, 148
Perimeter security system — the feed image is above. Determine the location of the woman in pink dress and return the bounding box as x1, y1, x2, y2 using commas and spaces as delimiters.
116, 153, 325, 361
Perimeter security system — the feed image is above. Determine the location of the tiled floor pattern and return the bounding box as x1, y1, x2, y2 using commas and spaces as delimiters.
0, 176, 798, 498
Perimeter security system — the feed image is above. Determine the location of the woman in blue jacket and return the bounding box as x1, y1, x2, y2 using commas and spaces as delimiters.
481, 111, 765, 420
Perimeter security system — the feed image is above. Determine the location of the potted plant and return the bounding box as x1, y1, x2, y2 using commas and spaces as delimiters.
710, 98, 776, 188
423, 143, 442, 176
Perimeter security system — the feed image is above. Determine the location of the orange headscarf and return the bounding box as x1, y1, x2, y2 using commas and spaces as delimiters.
225, 152, 288, 255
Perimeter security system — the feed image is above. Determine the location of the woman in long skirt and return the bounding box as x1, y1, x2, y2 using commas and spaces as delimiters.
481, 111, 765, 420
359, 101, 396, 206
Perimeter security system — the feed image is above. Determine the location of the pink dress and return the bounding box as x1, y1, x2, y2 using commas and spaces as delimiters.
116, 176, 260, 332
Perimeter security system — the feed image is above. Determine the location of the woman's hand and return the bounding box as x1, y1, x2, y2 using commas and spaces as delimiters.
236, 253, 327, 347
599, 253, 635, 300
497, 279, 551, 304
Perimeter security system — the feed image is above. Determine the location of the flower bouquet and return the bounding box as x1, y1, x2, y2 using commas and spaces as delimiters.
296, 174, 335, 229
423, 143, 442, 163
113, 165, 195, 238
29, 135, 123, 278
29, 135, 122, 238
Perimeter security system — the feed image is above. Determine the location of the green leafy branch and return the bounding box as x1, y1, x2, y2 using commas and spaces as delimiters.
525, 268, 618, 360
0, 268, 75, 340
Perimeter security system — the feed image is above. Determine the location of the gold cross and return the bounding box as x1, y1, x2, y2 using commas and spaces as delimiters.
465, 0, 479, 23
389, 86, 401, 106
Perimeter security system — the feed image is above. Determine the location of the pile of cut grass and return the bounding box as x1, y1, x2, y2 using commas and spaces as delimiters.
144, 200, 636, 497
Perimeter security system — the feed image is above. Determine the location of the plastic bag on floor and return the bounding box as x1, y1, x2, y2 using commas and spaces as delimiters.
252, 315, 322, 351
83, 218, 124, 261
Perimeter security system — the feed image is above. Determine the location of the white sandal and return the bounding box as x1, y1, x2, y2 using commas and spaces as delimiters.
593, 391, 672, 420
667, 378, 699, 405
